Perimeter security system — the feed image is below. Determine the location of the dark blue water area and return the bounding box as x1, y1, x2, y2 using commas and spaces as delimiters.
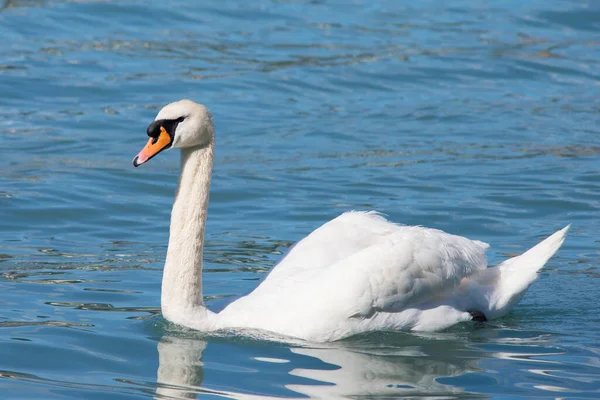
0, 0, 599, 398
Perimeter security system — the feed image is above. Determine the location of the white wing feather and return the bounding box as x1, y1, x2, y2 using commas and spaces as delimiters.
268, 211, 398, 280
220, 211, 490, 339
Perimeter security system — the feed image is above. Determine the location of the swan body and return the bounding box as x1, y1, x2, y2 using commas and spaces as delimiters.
133, 100, 569, 342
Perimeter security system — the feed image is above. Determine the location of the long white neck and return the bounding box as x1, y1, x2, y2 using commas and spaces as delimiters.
161, 140, 218, 329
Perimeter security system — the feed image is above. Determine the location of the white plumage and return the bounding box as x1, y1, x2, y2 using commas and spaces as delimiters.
219, 211, 568, 340
134, 100, 569, 342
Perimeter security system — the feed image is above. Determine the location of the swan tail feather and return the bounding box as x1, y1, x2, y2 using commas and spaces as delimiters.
465, 225, 569, 320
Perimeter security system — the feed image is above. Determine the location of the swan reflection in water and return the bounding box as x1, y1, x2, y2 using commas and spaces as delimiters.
155, 332, 483, 399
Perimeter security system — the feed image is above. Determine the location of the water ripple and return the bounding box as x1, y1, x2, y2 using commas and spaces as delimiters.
0, 0, 598, 398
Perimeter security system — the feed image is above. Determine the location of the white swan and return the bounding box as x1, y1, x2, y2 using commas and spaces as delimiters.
133, 99, 569, 342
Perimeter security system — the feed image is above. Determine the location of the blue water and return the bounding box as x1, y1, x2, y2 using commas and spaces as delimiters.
1, 0, 600, 398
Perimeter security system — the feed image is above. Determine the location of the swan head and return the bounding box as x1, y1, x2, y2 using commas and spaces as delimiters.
133, 99, 214, 167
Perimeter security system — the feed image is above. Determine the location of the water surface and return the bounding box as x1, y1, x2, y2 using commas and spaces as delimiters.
1, 0, 599, 398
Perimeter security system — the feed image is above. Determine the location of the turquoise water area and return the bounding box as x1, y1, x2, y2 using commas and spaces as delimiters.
1, 0, 599, 398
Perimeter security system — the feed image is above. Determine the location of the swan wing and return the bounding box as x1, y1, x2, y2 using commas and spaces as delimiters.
320, 224, 490, 319
225, 212, 489, 336
268, 211, 488, 300
267, 211, 405, 280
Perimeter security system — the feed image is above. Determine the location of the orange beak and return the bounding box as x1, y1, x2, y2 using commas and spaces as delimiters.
133, 126, 172, 167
